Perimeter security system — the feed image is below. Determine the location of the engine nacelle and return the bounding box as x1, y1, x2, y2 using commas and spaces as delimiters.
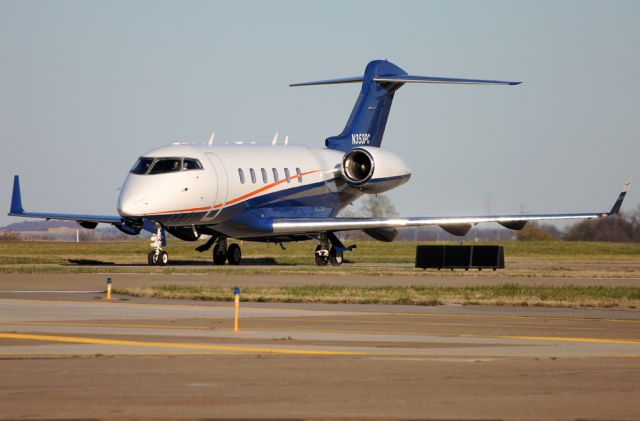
341, 147, 411, 193
166, 225, 201, 242
115, 219, 143, 236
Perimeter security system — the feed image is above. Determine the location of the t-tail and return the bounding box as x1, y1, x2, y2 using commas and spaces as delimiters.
291, 60, 521, 152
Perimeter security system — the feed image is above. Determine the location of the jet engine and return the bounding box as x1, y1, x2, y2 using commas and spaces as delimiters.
340, 146, 411, 193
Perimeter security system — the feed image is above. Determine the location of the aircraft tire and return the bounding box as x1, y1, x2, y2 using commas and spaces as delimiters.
227, 243, 241, 265
148, 250, 168, 266
314, 245, 328, 266
329, 247, 343, 266
212, 244, 227, 265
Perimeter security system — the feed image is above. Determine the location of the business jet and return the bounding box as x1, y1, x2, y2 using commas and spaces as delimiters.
8, 60, 631, 266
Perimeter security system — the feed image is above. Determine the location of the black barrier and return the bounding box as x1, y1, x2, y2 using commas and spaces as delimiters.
415, 245, 505, 270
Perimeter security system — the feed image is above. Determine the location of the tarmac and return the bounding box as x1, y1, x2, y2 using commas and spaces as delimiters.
0, 273, 639, 420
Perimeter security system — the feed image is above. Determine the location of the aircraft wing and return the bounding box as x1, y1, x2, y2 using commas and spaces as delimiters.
7, 175, 153, 234
271, 179, 632, 237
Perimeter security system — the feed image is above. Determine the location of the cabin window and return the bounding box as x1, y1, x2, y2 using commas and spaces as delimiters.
149, 158, 182, 174
130, 157, 154, 175
296, 167, 302, 183
284, 168, 291, 183
261, 168, 268, 184
249, 168, 256, 184
238, 169, 245, 184
182, 158, 203, 170
272, 168, 279, 182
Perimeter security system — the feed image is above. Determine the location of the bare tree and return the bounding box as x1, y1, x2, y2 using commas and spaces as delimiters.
517, 222, 561, 241
564, 213, 636, 242
338, 194, 398, 241
359, 194, 399, 217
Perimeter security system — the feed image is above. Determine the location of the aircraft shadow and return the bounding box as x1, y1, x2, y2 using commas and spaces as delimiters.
65, 257, 292, 267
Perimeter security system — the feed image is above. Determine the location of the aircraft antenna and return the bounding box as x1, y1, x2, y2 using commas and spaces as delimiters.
272, 131, 279, 146
208, 132, 216, 146
284, 135, 289, 146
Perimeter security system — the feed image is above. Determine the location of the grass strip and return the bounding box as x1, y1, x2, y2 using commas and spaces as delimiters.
114, 284, 640, 309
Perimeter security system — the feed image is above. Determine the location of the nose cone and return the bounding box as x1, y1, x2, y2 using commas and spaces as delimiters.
117, 175, 147, 217
117, 196, 146, 218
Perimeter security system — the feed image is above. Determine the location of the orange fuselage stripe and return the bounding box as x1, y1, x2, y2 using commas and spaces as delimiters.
145, 169, 321, 216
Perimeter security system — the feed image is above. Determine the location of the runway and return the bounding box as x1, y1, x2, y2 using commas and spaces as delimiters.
1, 281, 639, 419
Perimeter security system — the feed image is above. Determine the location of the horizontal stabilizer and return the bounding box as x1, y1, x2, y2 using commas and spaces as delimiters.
373, 75, 521, 85
289, 76, 363, 87
290, 75, 520, 87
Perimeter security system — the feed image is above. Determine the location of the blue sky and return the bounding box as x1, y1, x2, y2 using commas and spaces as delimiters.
1, 0, 638, 227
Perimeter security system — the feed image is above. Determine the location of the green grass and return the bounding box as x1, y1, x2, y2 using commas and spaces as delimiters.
0, 239, 638, 275
114, 284, 640, 309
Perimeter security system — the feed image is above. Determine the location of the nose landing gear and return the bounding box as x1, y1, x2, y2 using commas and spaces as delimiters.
148, 225, 168, 266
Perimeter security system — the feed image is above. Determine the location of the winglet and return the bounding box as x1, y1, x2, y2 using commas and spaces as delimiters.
609, 177, 632, 215
9, 175, 24, 215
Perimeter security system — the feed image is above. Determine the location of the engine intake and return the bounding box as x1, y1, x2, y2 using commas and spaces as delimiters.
342, 148, 374, 185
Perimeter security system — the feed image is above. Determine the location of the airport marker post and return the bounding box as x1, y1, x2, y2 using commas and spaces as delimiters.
106, 277, 112, 300
233, 287, 240, 333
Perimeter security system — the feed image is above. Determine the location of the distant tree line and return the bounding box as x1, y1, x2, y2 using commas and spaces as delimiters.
519, 206, 640, 242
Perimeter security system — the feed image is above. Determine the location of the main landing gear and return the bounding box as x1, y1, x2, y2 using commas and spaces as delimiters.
212, 237, 242, 265
314, 232, 355, 266
148, 225, 169, 266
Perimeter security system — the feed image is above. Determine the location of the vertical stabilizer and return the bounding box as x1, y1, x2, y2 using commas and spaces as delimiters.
325, 60, 407, 151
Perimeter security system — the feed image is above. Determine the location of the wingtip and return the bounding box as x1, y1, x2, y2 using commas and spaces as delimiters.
609, 177, 632, 215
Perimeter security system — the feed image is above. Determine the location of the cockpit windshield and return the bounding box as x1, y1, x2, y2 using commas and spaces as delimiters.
129, 157, 203, 175
148, 158, 182, 174
130, 158, 154, 174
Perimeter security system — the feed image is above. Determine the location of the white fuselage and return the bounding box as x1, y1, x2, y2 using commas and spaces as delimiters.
117, 143, 411, 235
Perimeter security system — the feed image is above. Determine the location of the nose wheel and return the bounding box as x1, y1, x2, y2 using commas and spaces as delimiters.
148, 250, 168, 266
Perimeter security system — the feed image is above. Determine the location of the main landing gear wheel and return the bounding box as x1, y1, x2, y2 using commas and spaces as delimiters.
314, 245, 329, 266
329, 247, 343, 266
212, 243, 227, 265
226, 243, 242, 265
148, 250, 168, 266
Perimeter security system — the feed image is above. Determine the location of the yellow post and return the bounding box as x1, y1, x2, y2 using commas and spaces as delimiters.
233, 287, 240, 333
106, 277, 112, 300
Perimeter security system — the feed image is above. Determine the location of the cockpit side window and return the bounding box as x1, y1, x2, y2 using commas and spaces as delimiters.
149, 158, 182, 174
182, 159, 203, 170
130, 157, 154, 175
